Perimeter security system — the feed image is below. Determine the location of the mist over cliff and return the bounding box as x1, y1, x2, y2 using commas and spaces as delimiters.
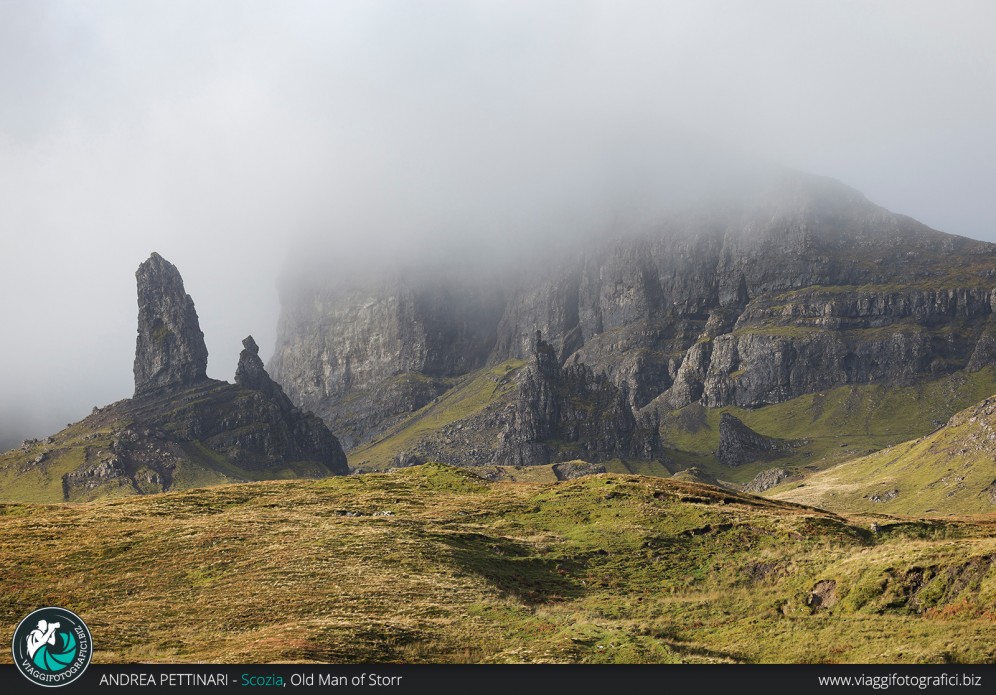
270, 165, 996, 457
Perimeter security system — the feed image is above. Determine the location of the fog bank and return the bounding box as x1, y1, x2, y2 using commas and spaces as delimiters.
1, 1, 994, 444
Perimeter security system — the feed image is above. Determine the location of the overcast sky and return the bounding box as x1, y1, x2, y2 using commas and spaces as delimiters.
1, 0, 995, 445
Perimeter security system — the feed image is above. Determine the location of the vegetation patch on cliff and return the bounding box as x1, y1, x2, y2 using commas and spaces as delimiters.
350, 360, 525, 470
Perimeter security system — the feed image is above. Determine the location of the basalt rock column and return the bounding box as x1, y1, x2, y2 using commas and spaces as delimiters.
133, 252, 209, 396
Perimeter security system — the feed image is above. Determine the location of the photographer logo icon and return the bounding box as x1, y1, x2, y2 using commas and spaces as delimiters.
12, 607, 92, 687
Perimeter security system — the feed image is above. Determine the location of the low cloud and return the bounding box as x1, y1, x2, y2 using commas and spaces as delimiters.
1, 0, 994, 442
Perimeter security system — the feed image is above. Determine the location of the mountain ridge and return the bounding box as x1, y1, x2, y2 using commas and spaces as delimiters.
270, 169, 996, 472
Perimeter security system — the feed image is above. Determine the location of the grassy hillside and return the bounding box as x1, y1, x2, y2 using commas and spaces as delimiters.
773, 395, 996, 516
0, 419, 127, 503
349, 365, 996, 505
660, 367, 996, 486
0, 381, 341, 503
0, 464, 993, 664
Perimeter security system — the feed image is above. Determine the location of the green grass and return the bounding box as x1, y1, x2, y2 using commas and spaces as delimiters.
174, 441, 333, 485
465, 465, 561, 483
773, 395, 996, 516
770, 275, 996, 301
0, 464, 992, 664
350, 360, 524, 470
730, 324, 825, 339
660, 367, 996, 487
171, 444, 242, 489
0, 419, 123, 503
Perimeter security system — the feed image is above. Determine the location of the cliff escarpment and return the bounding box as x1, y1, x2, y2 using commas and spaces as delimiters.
270, 171, 996, 462
269, 267, 506, 449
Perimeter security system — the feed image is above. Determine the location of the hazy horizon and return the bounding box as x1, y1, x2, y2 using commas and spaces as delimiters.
2, 0, 995, 447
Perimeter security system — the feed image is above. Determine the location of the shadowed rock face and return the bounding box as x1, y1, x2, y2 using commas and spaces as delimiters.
495, 332, 663, 466
230, 333, 348, 474
269, 266, 506, 450
54, 375, 349, 500
236, 335, 295, 412
134, 252, 209, 397
716, 413, 789, 468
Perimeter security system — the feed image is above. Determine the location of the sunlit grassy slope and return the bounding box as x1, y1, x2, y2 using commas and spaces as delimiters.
660, 367, 996, 486
0, 420, 123, 503
1, 464, 993, 664
772, 395, 996, 516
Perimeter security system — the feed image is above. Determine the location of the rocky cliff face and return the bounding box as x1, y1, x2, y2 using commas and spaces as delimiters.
134, 252, 210, 396
236, 335, 295, 412
123, 255, 348, 489
667, 286, 996, 411
270, 171, 996, 462
269, 267, 505, 448
494, 333, 662, 466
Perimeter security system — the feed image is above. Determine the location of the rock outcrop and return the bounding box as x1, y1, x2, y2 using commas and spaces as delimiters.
742, 467, 794, 493
968, 318, 996, 372
552, 461, 607, 480
0, 253, 348, 502
134, 252, 210, 396
716, 413, 790, 468
236, 335, 295, 411
495, 332, 663, 466
127, 256, 349, 487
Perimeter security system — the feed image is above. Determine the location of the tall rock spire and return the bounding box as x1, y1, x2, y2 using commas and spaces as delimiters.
133, 252, 209, 396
